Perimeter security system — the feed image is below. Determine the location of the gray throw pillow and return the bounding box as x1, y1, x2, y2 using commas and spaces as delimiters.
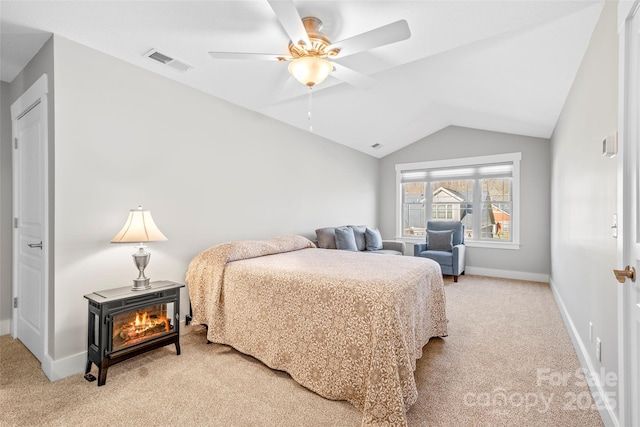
427, 229, 454, 252
364, 227, 383, 251
315, 227, 337, 249
335, 226, 358, 251
348, 225, 367, 251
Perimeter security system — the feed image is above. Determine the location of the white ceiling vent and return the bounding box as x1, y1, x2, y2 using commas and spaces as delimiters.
143, 49, 193, 72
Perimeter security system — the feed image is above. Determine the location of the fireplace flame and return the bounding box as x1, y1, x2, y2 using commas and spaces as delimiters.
134, 312, 148, 327
113, 306, 171, 351
117, 311, 170, 345
130, 311, 163, 333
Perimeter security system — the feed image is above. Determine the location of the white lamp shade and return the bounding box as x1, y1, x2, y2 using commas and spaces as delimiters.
288, 57, 333, 87
111, 206, 167, 243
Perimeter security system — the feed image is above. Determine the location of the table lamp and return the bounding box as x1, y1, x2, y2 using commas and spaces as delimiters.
111, 205, 167, 290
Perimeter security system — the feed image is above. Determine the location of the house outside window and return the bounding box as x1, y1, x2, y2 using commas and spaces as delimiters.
396, 153, 521, 249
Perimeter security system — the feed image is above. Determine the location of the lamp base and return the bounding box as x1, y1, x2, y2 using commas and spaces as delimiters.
131, 246, 152, 291
132, 277, 151, 291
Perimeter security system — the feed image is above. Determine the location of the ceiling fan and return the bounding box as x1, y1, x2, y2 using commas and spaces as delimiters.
209, 0, 411, 89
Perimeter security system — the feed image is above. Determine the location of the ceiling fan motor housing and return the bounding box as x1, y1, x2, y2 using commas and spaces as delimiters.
288, 17, 340, 59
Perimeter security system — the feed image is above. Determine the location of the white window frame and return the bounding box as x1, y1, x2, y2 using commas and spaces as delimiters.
395, 152, 521, 250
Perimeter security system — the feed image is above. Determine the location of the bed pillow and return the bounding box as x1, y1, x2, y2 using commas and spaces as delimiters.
348, 225, 367, 251
315, 227, 337, 249
364, 227, 383, 251
427, 229, 454, 252
335, 226, 358, 251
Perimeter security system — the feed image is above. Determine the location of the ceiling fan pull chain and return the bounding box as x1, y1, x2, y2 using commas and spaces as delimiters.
308, 86, 313, 132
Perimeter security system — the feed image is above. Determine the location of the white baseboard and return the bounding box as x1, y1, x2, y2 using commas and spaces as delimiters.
41, 351, 86, 382
0, 318, 10, 335
549, 278, 618, 427
465, 266, 549, 283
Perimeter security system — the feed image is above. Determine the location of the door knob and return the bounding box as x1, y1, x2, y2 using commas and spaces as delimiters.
27, 241, 42, 249
613, 266, 636, 283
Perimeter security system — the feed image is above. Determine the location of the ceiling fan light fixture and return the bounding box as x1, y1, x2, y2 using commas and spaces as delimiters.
288, 56, 333, 87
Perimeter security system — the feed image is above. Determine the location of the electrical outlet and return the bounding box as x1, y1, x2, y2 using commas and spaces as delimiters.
596, 337, 602, 362
589, 322, 593, 342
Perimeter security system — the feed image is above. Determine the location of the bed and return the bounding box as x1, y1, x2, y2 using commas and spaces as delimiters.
186, 235, 447, 426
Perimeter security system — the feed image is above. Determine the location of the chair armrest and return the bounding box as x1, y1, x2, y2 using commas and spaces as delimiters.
452, 244, 465, 257
452, 244, 466, 274
414, 242, 427, 255
382, 240, 406, 254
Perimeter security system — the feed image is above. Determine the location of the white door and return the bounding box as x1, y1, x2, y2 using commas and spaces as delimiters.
619, 4, 640, 426
11, 75, 49, 364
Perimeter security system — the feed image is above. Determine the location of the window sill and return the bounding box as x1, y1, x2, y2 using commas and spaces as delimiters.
398, 237, 520, 250
464, 240, 520, 250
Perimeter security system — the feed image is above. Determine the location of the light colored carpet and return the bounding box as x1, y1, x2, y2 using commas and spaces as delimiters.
0, 275, 604, 426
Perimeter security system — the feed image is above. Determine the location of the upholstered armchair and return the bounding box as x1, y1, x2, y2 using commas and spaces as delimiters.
414, 220, 466, 282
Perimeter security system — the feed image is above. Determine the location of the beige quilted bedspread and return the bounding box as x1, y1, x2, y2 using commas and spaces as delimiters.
186, 235, 447, 426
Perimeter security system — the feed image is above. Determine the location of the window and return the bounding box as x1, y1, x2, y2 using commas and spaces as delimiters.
396, 153, 521, 248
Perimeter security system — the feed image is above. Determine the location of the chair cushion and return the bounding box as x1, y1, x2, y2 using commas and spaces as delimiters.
335, 226, 358, 251
364, 227, 383, 251
427, 229, 454, 252
348, 225, 367, 251
426, 221, 464, 245
315, 227, 337, 249
367, 249, 403, 256
419, 250, 454, 266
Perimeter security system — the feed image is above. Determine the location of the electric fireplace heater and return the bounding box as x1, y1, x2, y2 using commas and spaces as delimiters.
84, 281, 184, 386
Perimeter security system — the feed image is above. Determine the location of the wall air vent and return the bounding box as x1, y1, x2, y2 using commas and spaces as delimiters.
143, 49, 194, 72
371, 143, 382, 149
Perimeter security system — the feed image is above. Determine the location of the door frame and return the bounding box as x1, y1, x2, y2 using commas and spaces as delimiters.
10, 74, 50, 366
617, 2, 640, 426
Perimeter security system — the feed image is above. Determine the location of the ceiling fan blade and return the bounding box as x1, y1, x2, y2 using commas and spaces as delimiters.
330, 62, 376, 90
267, 0, 311, 48
328, 19, 411, 58
209, 51, 289, 61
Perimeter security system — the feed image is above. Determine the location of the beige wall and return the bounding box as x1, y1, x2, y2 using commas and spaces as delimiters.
379, 125, 551, 278
0, 81, 12, 335
550, 1, 618, 423
0, 4, 617, 393
49, 35, 378, 365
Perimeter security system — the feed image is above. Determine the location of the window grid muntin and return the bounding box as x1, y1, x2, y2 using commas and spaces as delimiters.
398, 159, 517, 244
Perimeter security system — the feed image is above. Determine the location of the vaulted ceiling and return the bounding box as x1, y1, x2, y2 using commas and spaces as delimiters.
0, 1, 604, 158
